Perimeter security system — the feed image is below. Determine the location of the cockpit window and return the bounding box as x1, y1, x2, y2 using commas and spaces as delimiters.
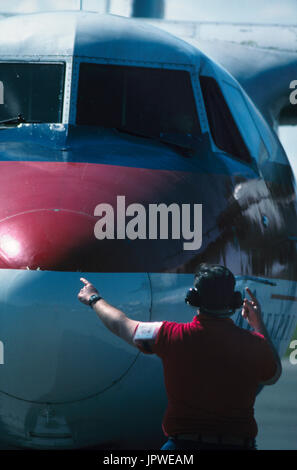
200, 76, 251, 164
0, 63, 65, 123
76, 63, 201, 137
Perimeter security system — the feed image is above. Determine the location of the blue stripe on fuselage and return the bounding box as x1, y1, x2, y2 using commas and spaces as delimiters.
0, 124, 259, 177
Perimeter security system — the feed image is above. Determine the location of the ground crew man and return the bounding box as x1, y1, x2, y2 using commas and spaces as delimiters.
77, 263, 281, 450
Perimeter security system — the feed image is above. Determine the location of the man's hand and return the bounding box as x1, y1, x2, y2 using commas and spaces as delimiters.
241, 287, 264, 332
78, 278, 99, 306
242, 286, 282, 385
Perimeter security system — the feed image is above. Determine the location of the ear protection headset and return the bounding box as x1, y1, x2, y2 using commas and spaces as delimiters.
185, 287, 242, 311
185, 264, 243, 314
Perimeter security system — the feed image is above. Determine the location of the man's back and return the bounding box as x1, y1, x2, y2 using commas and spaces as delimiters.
143, 314, 277, 438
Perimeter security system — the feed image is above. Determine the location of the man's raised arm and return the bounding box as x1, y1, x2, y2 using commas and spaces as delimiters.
242, 287, 282, 385
78, 278, 139, 346
77, 278, 162, 350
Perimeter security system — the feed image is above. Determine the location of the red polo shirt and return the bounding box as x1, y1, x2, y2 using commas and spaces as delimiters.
135, 314, 277, 438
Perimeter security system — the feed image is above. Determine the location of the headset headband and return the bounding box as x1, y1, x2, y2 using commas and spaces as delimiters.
185, 264, 243, 313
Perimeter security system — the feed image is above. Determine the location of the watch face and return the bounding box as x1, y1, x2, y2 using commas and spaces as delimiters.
89, 294, 100, 306
89, 295, 97, 305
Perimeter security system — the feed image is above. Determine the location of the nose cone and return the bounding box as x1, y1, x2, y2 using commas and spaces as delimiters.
0, 210, 95, 270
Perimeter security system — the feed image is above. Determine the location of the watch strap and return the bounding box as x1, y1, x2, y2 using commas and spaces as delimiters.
88, 294, 102, 307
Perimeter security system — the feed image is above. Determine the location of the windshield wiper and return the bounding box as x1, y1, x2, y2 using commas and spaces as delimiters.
0, 113, 42, 126
114, 127, 197, 157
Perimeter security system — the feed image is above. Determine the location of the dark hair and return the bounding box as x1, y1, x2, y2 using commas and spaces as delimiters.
185, 263, 242, 314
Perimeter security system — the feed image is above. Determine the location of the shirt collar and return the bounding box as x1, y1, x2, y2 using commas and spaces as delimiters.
193, 313, 234, 323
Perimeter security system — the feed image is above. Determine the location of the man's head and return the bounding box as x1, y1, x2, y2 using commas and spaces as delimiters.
185, 263, 243, 316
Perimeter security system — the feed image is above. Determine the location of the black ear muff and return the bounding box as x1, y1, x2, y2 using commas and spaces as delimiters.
232, 291, 243, 309
185, 287, 200, 307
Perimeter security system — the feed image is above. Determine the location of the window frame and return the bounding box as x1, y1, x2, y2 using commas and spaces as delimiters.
0, 61, 66, 124
75, 61, 202, 138
199, 74, 254, 166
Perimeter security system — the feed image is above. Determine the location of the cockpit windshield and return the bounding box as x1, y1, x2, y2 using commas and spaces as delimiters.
0, 63, 65, 124
76, 63, 201, 138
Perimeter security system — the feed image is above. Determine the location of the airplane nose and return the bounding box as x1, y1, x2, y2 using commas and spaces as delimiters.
0, 269, 151, 403
0, 209, 95, 270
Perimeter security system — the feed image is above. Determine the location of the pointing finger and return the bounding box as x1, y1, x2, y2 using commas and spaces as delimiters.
80, 277, 90, 286
245, 287, 257, 303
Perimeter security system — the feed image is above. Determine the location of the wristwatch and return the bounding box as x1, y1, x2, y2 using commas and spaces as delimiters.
88, 294, 102, 308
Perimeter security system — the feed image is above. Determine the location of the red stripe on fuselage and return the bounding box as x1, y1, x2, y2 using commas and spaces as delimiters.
0, 161, 211, 272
